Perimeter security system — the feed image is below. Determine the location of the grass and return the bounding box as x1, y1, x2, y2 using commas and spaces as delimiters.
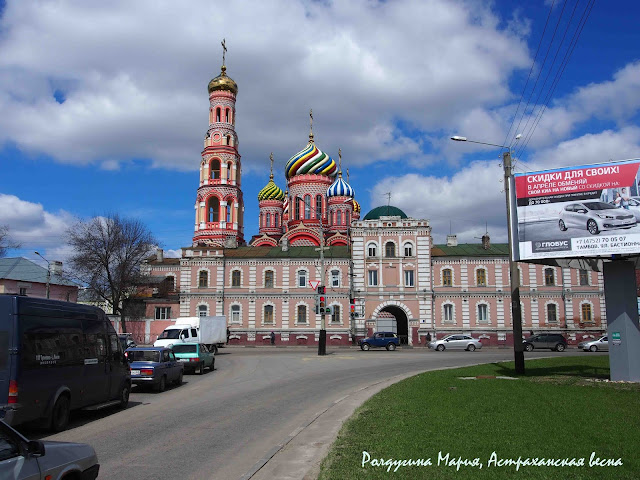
318, 357, 640, 479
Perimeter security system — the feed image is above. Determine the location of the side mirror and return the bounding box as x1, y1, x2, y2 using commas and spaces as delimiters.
27, 440, 45, 456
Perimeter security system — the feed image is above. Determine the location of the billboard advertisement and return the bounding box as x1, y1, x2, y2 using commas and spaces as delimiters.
514, 158, 640, 261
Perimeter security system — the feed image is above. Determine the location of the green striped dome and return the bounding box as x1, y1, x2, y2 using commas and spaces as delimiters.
257, 179, 285, 201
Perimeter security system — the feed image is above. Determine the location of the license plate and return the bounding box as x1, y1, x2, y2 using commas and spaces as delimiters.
178, 359, 187, 362
131, 369, 140, 375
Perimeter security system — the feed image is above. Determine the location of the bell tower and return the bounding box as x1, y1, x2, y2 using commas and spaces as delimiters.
193, 40, 245, 247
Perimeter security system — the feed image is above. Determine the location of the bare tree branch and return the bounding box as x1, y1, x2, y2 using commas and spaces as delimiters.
0, 225, 21, 258
66, 214, 158, 333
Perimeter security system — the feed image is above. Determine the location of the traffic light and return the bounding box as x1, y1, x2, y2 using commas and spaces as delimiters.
319, 295, 326, 314
324, 306, 332, 315
350, 298, 356, 318
317, 285, 325, 294
315, 295, 321, 314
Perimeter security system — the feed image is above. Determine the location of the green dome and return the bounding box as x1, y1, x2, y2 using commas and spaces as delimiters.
257, 179, 285, 201
363, 205, 408, 220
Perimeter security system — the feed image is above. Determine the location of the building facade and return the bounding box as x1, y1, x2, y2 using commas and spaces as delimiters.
0, 257, 78, 302
134, 56, 606, 347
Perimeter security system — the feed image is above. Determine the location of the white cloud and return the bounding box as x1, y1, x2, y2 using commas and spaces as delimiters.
0, 0, 531, 170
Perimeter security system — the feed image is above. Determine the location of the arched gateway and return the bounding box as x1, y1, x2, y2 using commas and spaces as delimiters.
371, 302, 413, 345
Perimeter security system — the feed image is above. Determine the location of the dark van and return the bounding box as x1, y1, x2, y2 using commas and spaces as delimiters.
0, 295, 131, 431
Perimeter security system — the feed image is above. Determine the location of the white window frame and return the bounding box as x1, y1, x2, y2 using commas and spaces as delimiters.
297, 269, 308, 288
404, 269, 414, 287
197, 304, 208, 317
155, 307, 171, 320
296, 304, 308, 324
403, 242, 413, 257
368, 270, 378, 286
443, 303, 454, 323
367, 242, 377, 257
230, 304, 241, 324
263, 304, 274, 324
477, 303, 489, 323
331, 269, 340, 287
546, 302, 559, 324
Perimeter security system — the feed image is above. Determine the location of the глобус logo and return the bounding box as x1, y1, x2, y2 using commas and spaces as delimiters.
532, 239, 571, 253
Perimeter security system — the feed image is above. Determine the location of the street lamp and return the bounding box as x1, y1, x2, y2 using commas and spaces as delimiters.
450, 134, 525, 374
34, 251, 51, 299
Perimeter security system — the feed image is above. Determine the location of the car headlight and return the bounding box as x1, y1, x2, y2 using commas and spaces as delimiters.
596, 213, 614, 219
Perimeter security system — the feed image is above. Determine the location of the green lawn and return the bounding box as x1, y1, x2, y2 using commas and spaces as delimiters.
318, 357, 640, 479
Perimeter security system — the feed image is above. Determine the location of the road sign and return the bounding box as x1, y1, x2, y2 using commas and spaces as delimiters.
310, 280, 321, 290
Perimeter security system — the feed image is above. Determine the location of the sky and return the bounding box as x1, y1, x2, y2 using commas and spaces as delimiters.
1, 0, 639, 268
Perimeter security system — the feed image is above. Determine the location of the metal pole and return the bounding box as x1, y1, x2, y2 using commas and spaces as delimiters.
35, 251, 51, 299
503, 151, 525, 374
318, 238, 327, 356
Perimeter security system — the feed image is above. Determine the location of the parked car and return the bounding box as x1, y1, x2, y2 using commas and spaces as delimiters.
0, 295, 131, 432
559, 201, 636, 235
523, 333, 568, 352
359, 332, 400, 351
119, 333, 137, 351
578, 335, 609, 352
428, 334, 482, 352
126, 347, 183, 392
172, 343, 215, 374
0, 419, 99, 479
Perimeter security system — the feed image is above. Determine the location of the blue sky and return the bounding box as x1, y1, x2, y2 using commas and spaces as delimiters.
1, 0, 639, 267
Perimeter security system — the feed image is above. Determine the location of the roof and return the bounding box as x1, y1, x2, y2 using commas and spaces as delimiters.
220, 246, 351, 259
146, 257, 181, 265
0, 257, 77, 286
432, 243, 510, 257
363, 205, 408, 220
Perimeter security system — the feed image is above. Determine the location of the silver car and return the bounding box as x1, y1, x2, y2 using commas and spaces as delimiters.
0, 420, 99, 479
559, 201, 636, 235
578, 335, 609, 352
429, 334, 482, 352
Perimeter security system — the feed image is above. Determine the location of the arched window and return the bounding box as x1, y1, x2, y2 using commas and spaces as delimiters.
266, 212, 271, 227
226, 135, 231, 146
385, 242, 395, 257
165, 276, 175, 292
225, 108, 230, 123
346, 210, 350, 226
295, 197, 301, 220
404, 243, 413, 256
547, 303, 558, 323
337, 210, 342, 225
581, 303, 593, 323
231, 305, 240, 323
208, 197, 220, 222
443, 304, 454, 322
297, 305, 307, 324
297, 270, 307, 287
226, 204, 232, 223
275, 213, 279, 227
198, 305, 208, 317
211, 159, 221, 179
227, 162, 232, 180
331, 305, 340, 323
367, 243, 377, 257
264, 305, 274, 324
544, 268, 555, 286
316, 195, 323, 219
304, 196, 311, 219
265, 270, 274, 288
331, 269, 340, 287
216, 107, 221, 122
198, 271, 208, 288
442, 269, 452, 286
476, 269, 487, 286
231, 270, 241, 287
260, 213, 263, 227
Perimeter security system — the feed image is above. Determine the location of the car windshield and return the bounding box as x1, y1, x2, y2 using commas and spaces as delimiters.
172, 344, 197, 353
127, 350, 160, 362
584, 202, 617, 211
157, 329, 181, 340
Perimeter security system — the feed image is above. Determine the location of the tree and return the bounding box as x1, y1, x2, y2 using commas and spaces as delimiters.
0, 225, 20, 257
66, 214, 158, 333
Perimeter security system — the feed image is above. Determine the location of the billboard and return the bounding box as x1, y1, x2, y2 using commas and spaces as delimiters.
513, 158, 640, 261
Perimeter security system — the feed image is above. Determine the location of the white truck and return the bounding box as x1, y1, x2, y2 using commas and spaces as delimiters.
153, 316, 227, 353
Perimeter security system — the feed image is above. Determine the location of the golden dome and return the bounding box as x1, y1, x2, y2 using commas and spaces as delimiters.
208, 66, 238, 95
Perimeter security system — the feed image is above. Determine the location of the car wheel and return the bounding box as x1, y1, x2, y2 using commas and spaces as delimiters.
386, 343, 397, 351
361, 343, 370, 351
467, 344, 476, 352
589, 345, 598, 352
559, 219, 567, 231
50, 395, 71, 432
156, 376, 166, 393
197, 362, 204, 375
175, 371, 183, 385
524, 344, 533, 352
119, 383, 130, 408
555, 343, 566, 352
436, 344, 445, 352
587, 219, 599, 235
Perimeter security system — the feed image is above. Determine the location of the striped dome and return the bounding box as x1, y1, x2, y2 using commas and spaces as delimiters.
257, 180, 285, 201
285, 142, 337, 179
352, 199, 361, 214
327, 175, 354, 198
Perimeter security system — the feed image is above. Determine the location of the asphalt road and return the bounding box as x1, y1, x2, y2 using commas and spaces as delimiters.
21, 347, 581, 479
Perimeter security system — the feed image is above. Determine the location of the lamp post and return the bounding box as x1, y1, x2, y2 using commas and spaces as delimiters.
34, 251, 51, 299
450, 135, 525, 374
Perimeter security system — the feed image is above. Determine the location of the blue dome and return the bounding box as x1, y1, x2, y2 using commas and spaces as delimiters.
327, 175, 354, 198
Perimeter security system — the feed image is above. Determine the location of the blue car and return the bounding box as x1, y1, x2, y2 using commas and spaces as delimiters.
125, 347, 184, 392
359, 332, 400, 351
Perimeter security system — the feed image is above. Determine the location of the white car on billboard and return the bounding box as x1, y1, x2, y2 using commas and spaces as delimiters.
558, 201, 636, 235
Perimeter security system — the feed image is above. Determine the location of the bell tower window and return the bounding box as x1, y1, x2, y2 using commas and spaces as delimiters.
304, 196, 311, 219
208, 197, 220, 222
211, 159, 220, 180
226, 205, 232, 223
316, 195, 322, 219
216, 107, 221, 122
225, 108, 230, 123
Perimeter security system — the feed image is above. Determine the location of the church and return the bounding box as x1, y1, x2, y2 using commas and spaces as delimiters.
135, 51, 606, 348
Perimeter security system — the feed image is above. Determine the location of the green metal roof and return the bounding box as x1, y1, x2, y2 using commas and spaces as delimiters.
432, 243, 509, 257
0, 257, 77, 286
363, 205, 408, 220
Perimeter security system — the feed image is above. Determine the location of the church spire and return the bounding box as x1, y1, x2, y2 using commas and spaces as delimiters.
308, 109, 314, 143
